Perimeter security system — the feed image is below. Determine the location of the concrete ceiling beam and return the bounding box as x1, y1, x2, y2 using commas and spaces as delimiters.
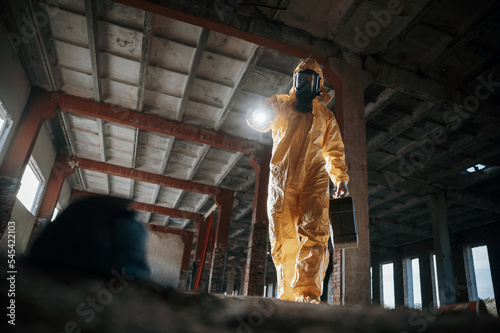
367, 102, 436, 152
84, 0, 101, 102
136, 12, 153, 112
364, 56, 464, 105
368, 169, 500, 215
373, 219, 432, 238
365, 87, 401, 122
176, 28, 210, 122
445, 191, 500, 215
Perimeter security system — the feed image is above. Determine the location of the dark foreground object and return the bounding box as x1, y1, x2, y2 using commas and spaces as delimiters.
2, 261, 499, 333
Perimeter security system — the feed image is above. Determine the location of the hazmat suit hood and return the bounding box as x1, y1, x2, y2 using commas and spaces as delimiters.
290, 58, 331, 105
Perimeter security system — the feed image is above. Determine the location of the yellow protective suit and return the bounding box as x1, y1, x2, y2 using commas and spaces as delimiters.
247, 58, 349, 302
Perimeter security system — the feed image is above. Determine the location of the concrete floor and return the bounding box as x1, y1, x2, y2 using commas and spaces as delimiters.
3, 259, 499, 333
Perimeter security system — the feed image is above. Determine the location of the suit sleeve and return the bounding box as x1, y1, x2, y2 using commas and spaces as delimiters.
321, 109, 349, 186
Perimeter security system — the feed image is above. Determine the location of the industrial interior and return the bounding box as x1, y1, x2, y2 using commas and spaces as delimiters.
0, 0, 499, 331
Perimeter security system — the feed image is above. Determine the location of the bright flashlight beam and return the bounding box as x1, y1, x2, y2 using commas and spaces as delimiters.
254, 108, 269, 126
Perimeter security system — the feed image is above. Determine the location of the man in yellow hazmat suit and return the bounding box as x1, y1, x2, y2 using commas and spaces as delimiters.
246, 58, 349, 303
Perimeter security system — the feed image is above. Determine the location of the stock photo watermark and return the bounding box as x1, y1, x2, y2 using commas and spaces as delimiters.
236, 300, 275, 333
8, 0, 72, 51
5, 221, 16, 326
341, 0, 403, 64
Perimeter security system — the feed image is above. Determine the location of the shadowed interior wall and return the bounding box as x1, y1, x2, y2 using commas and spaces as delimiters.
147, 229, 184, 287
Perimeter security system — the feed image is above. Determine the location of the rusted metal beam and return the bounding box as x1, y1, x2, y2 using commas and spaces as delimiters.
53, 92, 262, 155
68, 156, 222, 196
71, 190, 203, 221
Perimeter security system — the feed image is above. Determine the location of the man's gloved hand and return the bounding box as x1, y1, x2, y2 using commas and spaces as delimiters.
334, 181, 349, 198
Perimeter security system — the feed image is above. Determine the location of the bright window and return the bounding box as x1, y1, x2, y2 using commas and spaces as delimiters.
51, 207, 60, 221
382, 263, 395, 309
471, 245, 497, 316
432, 254, 440, 308
411, 258, 422, 308
17, 158, 44, 214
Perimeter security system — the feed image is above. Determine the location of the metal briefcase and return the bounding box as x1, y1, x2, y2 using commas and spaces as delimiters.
329, 196, 358, 249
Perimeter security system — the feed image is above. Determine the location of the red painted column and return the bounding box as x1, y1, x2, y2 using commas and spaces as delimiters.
193, 214, 212, 292
27, 155, 75, 249
244, 146, 272, 296
36, 155, 75, 220
0, 89, 57, 237
208, 189, 234, 293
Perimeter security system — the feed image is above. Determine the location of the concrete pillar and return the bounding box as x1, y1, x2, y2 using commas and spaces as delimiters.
428, 191, 456, 305
244, 147, 271, 296
451, 241, 469, 303
226, 266, 237, 295
209, 189, 234, 293
419, 252, 436, 309
371, 260, 381, 305
394, 256, 404, 307
326, 56, 372, 305
403, 258, 414, 308
486, 239, 500, 315
463, 246, 478, 301
0, 90, 56, 237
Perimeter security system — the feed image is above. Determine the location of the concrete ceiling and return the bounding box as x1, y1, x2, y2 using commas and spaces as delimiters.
2, 0, 500, 286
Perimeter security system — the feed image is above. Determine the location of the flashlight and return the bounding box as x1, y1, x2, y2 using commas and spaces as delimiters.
253, 108, 269, 126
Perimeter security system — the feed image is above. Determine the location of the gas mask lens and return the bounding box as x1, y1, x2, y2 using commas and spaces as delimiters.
295, 70, 321, 98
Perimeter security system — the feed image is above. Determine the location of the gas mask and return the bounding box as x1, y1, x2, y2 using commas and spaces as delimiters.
294, 69, 321, 113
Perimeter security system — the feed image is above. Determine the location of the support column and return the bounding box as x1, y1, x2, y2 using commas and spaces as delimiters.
208, 189, 234, 293
244, 147, 271, 296
371, 259, 381, 305
331, 249, 344, 305
326, 56, 372, 305
428, 191, 456, 305
403, 258, 413, 307
178, 230, 194, 291
394, 256, 405, 307
420, 252, 436, 309
451, 241, 469, 303
226, 266, 237, 295
192, 216, 209, 291
0, 90, 56, 237
28, 155, 75, 248
486, 239, 500, 315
